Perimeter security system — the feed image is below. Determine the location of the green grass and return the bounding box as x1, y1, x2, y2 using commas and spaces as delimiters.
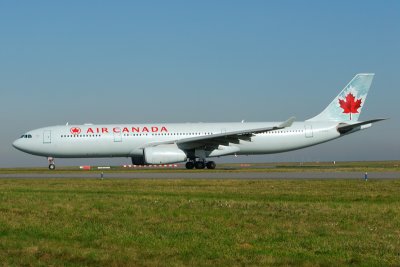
0, 179, 399, 266
1, 160, 399, 174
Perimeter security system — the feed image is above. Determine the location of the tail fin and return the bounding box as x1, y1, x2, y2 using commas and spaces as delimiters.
307, 73, 374, 122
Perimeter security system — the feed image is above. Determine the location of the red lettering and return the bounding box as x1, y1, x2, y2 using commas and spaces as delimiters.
84, 126, 169, 133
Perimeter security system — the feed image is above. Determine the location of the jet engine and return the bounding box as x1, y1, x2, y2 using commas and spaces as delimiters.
144, 144, 187, 164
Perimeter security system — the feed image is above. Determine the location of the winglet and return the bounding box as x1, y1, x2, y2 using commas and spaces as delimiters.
277, 116, 295, 128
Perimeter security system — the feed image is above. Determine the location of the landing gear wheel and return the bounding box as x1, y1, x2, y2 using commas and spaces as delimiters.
48, 157, 56, 170
194, 161, 205, 169
206, 161, 216, 169
185, 161, 195, 169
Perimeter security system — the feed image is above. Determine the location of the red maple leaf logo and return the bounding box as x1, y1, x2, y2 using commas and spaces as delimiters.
338, 93, 362, 120
70, 127, 81, 135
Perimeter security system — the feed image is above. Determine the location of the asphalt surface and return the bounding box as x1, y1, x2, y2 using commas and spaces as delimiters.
0, 171, 399, 179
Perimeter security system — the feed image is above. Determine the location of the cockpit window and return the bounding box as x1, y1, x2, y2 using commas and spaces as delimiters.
20, 134, 32, 138
28, 134, 32, 138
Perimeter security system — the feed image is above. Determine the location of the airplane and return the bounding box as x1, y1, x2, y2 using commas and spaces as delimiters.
13, 73, 385, 170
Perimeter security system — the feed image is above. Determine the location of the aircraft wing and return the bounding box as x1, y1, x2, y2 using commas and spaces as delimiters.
141, 117, 295, 149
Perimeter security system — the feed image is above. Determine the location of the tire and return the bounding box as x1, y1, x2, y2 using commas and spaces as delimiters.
194, 161, 205, 169
206, 161, 216, 169
49, 164, 56, 170
185, 161, 195, 169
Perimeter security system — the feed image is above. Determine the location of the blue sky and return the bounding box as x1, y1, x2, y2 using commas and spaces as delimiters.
1, 1, 399, 167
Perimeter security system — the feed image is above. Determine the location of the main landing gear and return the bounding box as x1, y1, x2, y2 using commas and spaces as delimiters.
185, 160, 216, 170
48, 157, 56, 170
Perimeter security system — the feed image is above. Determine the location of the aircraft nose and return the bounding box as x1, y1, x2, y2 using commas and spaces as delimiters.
12, 139, 22, 150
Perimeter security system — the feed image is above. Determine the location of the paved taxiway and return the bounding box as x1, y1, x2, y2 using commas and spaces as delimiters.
0, 171, 399, 179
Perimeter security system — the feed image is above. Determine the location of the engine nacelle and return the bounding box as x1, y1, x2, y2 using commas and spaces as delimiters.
144, 144, 187, 164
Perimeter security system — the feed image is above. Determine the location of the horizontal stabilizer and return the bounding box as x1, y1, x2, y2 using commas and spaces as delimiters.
337, 118, 387, 134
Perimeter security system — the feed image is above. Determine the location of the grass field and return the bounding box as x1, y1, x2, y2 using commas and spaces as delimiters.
1, 160, 399, 174
0, 178, 399, 266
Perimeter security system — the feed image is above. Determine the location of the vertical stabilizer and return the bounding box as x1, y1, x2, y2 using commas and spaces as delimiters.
307, 73, 374, 122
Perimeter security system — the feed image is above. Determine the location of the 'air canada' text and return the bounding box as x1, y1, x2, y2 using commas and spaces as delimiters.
86, 126, 169, 134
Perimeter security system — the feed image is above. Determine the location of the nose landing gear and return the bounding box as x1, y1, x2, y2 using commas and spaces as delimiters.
48, 157, 55, 170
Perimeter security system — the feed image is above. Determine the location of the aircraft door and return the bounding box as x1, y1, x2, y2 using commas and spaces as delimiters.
43, 130, 51, 144
305, 125, 313, 138
113, 128, 122, 142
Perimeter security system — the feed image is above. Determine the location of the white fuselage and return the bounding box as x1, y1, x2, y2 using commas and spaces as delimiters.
13, 121, 342, 159
12, 73, 381, 169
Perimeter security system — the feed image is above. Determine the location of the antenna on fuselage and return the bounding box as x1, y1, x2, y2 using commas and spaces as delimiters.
66, 122, 69, 126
